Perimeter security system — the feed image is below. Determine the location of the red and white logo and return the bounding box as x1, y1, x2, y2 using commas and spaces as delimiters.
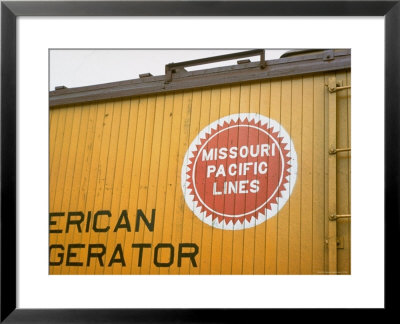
181, 113, 297, 230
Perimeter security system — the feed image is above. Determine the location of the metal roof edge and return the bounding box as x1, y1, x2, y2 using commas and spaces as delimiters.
50, 49, 350, 108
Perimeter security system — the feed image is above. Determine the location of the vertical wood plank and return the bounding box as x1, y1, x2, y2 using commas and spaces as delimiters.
114, 98, 139, 274
336, 70, 351, 275
65, 104, 91, 275
265, 79, 281, 274
139, 95, 166, 274
231, 83, 250, 274
312, 74, 326, 274
300, 76, 314, 274
288, 77, 302, 274
157, 93, 183, 274
347, 70, 351, 275
242, 82, 260, 274
67, 104, 98, 274
49, 108, 62, 274
254, 81, 271, 274
77, 102, 104, 274
328, 76, 337, 275
199, 88, 221, 274
85, 102, 114, 274
49, 109, 60, 172
276, 79, 292, 274
95, 100, 121, 274
169, 91, 193, 275
50, 107, 75, 275
180, 89, 202, 274
220, 85, 240, 274
129, 96, 156, 274
49, 108, 67, 213
209, 86, 230, 274
123, 97, 149, 274
323, 74, 330, 273
57, 106, 82, 274
190, 89, 211, 275
148, 94, 173, 274
102, 99, 130, 274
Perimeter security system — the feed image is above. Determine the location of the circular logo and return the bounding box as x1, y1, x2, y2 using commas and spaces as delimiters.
181, 113, 297, 230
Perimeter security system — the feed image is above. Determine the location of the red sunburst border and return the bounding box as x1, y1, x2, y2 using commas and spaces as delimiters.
185, 117, 292, 227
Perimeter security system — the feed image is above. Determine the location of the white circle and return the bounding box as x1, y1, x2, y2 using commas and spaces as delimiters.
181, 113, 298, 230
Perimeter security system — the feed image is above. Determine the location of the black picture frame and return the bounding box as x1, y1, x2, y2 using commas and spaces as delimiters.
1, 1, 398, 322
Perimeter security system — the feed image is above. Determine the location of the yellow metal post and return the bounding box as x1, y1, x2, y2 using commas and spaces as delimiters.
328, 77, 337, 274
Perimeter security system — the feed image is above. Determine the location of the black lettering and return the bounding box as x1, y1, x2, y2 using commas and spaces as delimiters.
49, 212, 64, 233
66, 211, 84, 233
87, 244, 106, 267
66, 244, 84, 266
132, 243, 151, 267
108, 244, 126, 267
85, 211, 92, 232
135, 209, 155, 232
154, 243, 174, 267
49, 244, 64, 266
178, 243, 199, 267
93, 210, 111, 232
114, 210, 131, 232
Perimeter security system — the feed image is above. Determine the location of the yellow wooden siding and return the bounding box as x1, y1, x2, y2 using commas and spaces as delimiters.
49, 71, 351, 274
336, 70, 351, 275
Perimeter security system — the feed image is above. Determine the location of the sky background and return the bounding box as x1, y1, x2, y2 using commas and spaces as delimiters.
49, 49, 288, 90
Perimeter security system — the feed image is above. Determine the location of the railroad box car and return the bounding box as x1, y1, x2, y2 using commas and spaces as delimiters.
49, 49, 351, 275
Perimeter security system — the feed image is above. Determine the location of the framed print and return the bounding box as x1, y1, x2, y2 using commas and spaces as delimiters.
1, 0, 399, 322
48, 48, 351, 276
